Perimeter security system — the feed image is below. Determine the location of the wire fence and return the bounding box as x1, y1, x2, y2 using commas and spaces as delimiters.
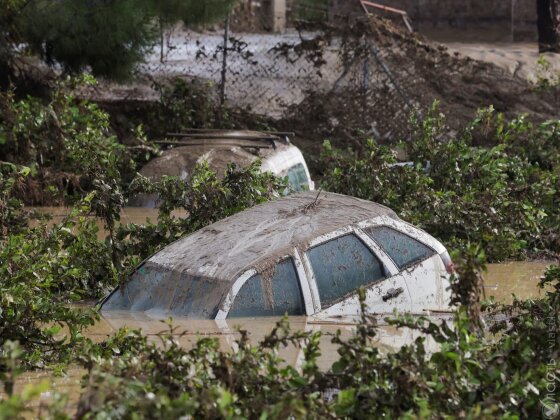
140, 1, 413, 129
138, 0, 530, 142
73, 0, 548, 145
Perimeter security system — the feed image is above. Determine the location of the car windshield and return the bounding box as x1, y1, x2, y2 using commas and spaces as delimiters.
283, 163, 309, 192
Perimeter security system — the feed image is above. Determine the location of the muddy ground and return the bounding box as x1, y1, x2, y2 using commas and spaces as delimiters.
278, 18, 559, 158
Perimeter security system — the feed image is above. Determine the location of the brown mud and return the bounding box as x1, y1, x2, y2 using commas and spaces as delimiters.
279, 16, 559, 158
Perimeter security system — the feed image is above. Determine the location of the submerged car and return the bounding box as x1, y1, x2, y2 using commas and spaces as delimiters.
101, 192, 453, 319
130, 130, 314, 207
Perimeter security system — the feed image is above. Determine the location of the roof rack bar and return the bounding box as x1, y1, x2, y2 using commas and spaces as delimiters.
166, 132, 279, 141
171, 129, 293, 143
154, 139, 274, 149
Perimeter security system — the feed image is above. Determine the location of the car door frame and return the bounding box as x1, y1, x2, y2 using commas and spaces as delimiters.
299, 225, 402, 314
357, 215, 447, 255
215, 252, 315, 320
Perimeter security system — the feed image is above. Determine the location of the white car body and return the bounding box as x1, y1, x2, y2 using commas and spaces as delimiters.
216, 214, 451, 321
130, 131, 314, 207
261, 143, 315, 191
102, 192, 452, 319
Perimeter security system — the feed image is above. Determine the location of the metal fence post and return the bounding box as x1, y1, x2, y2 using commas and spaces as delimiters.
220, 12, 230, 106
363, 54, 370, 91
511, 0, 516, 42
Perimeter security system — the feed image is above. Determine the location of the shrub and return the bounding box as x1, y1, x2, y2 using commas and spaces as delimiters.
68, 259, 560, 418
320, 104, 560, 261
0, 157, 286, 366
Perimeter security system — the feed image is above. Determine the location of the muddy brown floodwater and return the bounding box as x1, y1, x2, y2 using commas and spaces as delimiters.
28, 207, 185, 239
12, 260, 554, 415
13, 208, 554, 415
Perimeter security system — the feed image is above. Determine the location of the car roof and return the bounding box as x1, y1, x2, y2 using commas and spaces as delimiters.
141, 131, 294, 181
148, 191, 399, 283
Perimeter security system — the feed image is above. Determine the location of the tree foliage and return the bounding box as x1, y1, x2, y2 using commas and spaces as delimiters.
0, 0, 235, 82
320, 103, 560, 261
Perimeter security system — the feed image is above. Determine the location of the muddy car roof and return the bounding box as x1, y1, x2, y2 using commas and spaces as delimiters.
148, 191, 399, 282
141, 131, 291, 181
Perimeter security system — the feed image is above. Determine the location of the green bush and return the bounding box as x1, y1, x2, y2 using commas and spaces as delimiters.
64, 258, 560, 418
320, 104, 560, 261
0, 163, 29, 236
0, 77, 140, 204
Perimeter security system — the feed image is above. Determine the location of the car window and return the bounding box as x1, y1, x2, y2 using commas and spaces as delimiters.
101, 262, 230, 319
306, 234, 385, 308
364, 226, 435, 270
283, 163, 309, 192
228, 258, 305, 318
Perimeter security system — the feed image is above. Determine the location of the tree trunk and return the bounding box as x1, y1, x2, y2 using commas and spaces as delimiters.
537, 0, 560, 53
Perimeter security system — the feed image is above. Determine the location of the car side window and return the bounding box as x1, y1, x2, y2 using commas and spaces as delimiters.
365, 226, 435, 270
306, 234, 385, 308
284, 163, 309, 192
228, 258, 305, 318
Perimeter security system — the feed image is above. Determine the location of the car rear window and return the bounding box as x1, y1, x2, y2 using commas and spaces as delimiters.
228, 258, 305, 318
306, 234, 385, 308
101, 262, 229, 319
283, 163, 309, 192
365, 226, 435, 270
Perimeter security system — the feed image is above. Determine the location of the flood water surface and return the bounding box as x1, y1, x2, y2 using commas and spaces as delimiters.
15, 207, 556, 414
82, 262, 552, 357
28, 207, 184, 238
8, 260, 555, 415
485, 261, 552, 304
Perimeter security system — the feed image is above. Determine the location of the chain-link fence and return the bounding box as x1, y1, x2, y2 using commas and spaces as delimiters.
140, 1, 412, 132
133, 0, 552, 143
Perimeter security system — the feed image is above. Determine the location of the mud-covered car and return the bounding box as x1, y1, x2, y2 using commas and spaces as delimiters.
101, 192, 454, 319
130, 130, 314, 207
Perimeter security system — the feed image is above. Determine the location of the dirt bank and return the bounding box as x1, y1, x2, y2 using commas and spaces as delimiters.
444, 42, 560, 83
277, 16, 559, 160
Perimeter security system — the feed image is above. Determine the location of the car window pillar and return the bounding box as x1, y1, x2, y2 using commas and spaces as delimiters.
293, 248, 316, 315
300, 226, 399, 312
215, 268, 257, 320
353, 228, 400, 277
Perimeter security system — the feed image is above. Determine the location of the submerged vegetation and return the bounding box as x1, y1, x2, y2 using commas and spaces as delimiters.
1, 259, 559, 418
0, 78, 559, 417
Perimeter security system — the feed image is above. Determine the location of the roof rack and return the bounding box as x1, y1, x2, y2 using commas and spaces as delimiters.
154, 138, 275, 149
166, 129, 293, 145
